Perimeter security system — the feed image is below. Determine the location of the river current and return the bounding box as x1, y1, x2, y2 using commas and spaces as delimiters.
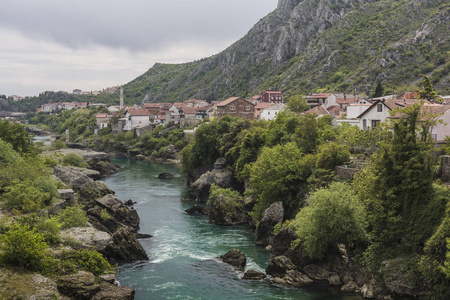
103, 158, 361, 300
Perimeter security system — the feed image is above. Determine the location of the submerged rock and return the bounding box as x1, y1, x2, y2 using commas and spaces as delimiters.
158, 172, 175, 179
243, 270, 266, 280
185, 205, 209, 215
220, 249, 247, 271
254, 202, 284, 246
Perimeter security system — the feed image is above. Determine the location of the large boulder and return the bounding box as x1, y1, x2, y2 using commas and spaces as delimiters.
271, 227, 312, 268
188, 168, 234, 203
92, 282, 135, 300
56, 271, 100, 300
266, 255, 313, 287
95, 194, 140, 231
158, 173, 174, 179
53, 165, 92, 189
243, 270, 266, 280
185, 205, 209, 215
103, 227, 149, 262
60, 226, 113, 251
208, 195, 247, 226
78, 181, 114, 206
254, 202, 284, 246
220, 249, 246, 271
87, 159, 121, 177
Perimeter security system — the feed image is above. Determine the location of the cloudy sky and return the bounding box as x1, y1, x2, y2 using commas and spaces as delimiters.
0, 0, 277, 97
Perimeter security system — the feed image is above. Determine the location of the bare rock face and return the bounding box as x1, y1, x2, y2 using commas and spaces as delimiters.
96, 194, 140, 231
53, 165, 92, 189
56, 271, 100, 300
92, 282, 135, 300
78, 181, 114, 205
185, 205, 209, 215
254, 202, 284, 246
103, 227, 149, 262
243, 270, 267, 280
267, 256, 313, 286
188, 169, 234, 203
60, 226, 113, 251
220, 249, 247, 271
208, 194, 247, 226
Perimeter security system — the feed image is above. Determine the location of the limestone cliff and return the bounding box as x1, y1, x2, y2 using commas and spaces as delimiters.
126, 0, 449, 101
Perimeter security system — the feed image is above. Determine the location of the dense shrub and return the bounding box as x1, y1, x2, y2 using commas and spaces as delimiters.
62, 153, 87, 168
56, 205, 89, 229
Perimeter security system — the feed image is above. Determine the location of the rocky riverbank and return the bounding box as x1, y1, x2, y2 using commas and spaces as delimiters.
0, 150, 147, 299
185, 158, 402, 300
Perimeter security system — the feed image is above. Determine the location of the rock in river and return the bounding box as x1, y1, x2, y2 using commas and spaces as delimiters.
220, 249, 246, 271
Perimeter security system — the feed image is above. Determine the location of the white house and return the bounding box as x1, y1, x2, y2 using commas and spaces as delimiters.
261, 103, 286, 121
306, 93, 337, 109
426, 106, 450, 142
123, 109, 151, 131
356, 100, 392, 130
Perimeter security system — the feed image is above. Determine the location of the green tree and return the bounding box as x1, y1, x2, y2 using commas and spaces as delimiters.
372, 82, 384, 98
51, 139, 66, 151
315, 142, 351, 170
249, 142, 314, 220
417, 74, 437, 100
0, 224, 48, 270
0, 120, 35, 154
2, 180, 50, 212
292, 182, 367, 260
287, 95, 309, 113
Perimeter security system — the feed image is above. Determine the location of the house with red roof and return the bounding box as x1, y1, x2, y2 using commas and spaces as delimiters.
216, 97, 256, 120
260, 91, 283, 104
306, 93, 337, 109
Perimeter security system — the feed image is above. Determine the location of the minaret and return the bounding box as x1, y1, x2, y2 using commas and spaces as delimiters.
119, 85, 124, 110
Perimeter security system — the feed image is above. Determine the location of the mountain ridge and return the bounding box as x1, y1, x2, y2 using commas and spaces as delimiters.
124, 0, 449, 103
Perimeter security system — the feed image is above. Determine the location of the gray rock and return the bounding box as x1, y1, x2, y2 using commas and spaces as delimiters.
158, 172, 175, 179
60, 226, 113, 251
266, 255, 297, 278
58, 189, 75, 200
188, 168, 234, 203
214, 158, 227, 169
220, 249, 246, 271
254, 202, 284, 246
303, 264, 331, 281
53, 165, 92, 189
56, 271, 100, 300
103, 227, 149, 261
243, 270, 266, 280
328, 274, 342, 286
78, 181, 114, 206
342, 281, 360, 293
96, 194, 140, 231
93, 282, 135, 300
99, 274, 116, 284
185, 205, 209, 215
208, 195, 247, 226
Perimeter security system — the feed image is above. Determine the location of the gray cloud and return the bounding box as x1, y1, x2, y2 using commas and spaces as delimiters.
0, 0, 276, 51
0, 0, 277, 96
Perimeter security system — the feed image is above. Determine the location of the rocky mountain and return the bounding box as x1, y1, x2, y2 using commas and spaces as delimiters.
124, 0, 450, 102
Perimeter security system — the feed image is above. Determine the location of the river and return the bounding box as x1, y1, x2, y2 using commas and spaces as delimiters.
103, 158, 361, 300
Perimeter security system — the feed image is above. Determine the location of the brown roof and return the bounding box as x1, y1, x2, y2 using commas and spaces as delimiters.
181, 106, 198, 114
173, 102, 184, 109
217, 97, 240, 107
255, 103, 274, 110
128, 109, 151, 116
304, 105, 330, 116
314, 93, 332, 98
96, 113, 108, 118
327, 105, 341, 116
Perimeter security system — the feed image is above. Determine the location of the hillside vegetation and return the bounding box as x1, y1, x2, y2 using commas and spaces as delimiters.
123, 0, 449, 102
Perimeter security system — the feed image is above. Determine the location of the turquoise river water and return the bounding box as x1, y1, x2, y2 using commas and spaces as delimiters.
103, 158, 362, 300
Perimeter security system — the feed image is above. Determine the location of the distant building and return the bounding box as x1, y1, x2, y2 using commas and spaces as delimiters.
216, 97, 255, 120
73, 89, 82, 95
261, 103, 286, 120
260, 90, 283, 104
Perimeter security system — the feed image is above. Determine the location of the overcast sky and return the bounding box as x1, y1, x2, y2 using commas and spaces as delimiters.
0, 0, 277, 97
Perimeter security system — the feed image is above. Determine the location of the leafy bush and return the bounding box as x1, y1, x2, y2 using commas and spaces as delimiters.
73, 249, 111, 275
0, 224, 48, 270
292, 182, 367, 260
62, 153, 86, 168
56, 205, 89, 229
33, 176, 59, 206
2, 180, 49, 212
36, 218, 62, 246
315, 142, 351, 170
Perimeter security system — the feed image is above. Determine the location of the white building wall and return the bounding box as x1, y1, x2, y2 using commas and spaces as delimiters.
324, 94, 337, 108
432, 110, 450, 141
357, 105, 391, 130
347, 105, 370, 119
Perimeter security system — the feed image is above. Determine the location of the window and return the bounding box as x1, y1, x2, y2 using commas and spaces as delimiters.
372, 120, 380, 128
377, 104, 383, 112
230, 106, 235, 111
363, 119, 367, 130
268, 112, 270, 115
245, 106, 250, 111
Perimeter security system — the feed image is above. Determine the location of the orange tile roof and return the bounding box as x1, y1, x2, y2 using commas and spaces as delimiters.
217, 97, 240, 107
304, 105, 330, 116
314, 93, 332, 98
181, 106, 198, 114
96, 113, 108, 118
